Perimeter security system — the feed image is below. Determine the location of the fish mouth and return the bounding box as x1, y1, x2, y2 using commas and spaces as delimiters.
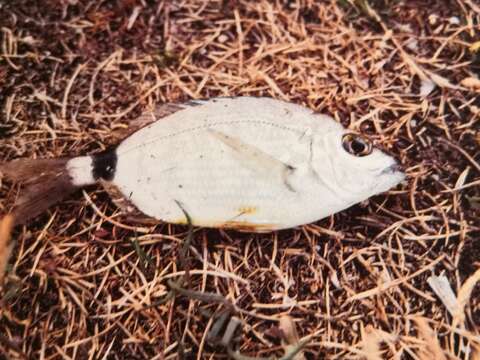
381, 162, 404, 175
372, 162, 405, 192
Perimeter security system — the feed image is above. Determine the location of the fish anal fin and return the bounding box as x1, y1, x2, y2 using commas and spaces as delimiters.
222, 220, 275, 233
100, 180, 146, 217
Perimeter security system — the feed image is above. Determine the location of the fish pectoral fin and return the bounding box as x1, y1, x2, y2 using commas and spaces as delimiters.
207, 128, 294, 180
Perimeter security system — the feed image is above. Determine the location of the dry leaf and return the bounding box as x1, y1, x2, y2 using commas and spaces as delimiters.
414, 317, 447, 360
279, 316, 300, 344
454, 267, 480, 326
455, 168, 470, 189
0, 215, 14, 284
427, 274, 459, 317
470, 41, 480, 52
460, 77, 480, 90
428, 71, 461, 90
360, 325, 396, 360
361, 326, 382, 360
279, 316, 306, 360
420, 79, 436, 97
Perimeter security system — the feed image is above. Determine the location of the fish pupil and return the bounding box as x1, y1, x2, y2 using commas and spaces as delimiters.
351, 138, 366, 154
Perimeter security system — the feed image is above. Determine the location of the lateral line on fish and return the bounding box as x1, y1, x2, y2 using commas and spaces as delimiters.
117, 119, 303, 157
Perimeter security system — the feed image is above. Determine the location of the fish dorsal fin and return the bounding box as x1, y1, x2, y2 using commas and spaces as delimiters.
114, 101, 205, 141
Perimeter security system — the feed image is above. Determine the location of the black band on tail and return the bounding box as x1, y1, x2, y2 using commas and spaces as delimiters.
92, 149, 118, 181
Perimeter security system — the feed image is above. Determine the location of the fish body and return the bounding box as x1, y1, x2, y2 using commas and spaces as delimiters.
69, 97, 404, 231
2, 97, 405, 231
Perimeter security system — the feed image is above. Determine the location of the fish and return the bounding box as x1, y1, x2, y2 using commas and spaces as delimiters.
0, 97, 405, 232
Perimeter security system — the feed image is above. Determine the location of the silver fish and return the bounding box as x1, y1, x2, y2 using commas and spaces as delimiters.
1, 97, 404, 231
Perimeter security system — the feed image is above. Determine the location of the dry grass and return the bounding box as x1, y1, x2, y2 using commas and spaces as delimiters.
0, 0, 479, 358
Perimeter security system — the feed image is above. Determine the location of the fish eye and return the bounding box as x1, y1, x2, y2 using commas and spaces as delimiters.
342, 133, 373, 157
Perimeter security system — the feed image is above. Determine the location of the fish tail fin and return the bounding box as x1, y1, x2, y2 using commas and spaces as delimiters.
0, 156, 96, 225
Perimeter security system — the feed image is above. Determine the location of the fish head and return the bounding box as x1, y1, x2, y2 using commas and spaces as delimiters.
316, 122, 405, 203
